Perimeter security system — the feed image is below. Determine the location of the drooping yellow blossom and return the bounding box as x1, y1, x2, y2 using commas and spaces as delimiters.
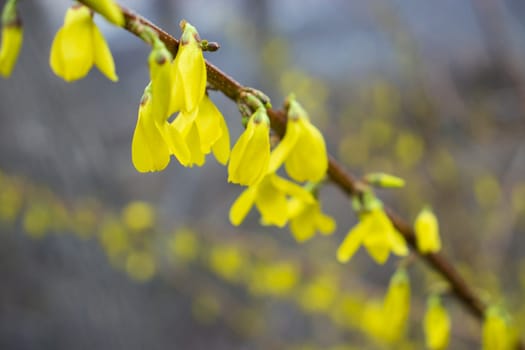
170, 20, 206, 113
148, 41, 174, 124
269, 96, 328, 182
381, 269, 410, 343
80, 0, 124, 26
337, 206, 408, 264
228, 107, 271, 186
0, 0, 23, 78
424, 295, 450, 350
131, 87, 190, 172
415, 206, 441, 254
171, 94, 230, 166
50, 5, 118, 82
229, 173, 314, 227
482, 307, 515, 350
288, 196, 336, 242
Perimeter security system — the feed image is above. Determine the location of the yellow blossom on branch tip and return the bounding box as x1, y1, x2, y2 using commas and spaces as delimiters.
482, 307, 515, 350
229, 173, 314, 227
170, 20, 206, 113
424, 295, 450, 350
49, 5, 118, 82
228, 108, 270, 186
0, 0, 23, 78
269, 96, 328, 182
80, 0, 124, 27
415, 206, 441, 254
337, 206, 408, 264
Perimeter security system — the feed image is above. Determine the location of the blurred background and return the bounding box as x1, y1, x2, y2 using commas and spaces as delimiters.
1, 0, 525, 349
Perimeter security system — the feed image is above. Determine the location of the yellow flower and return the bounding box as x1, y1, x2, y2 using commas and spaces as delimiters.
0, 0, 23, 78
148, 41, 174, 124
49, 5, 117, 82
337, 206, 408, 264
131, 88, 189, 172
170, 20, 206, 113
381, 269, 410, 343
424, 295, 450, 350
228, 107, 270, 186
171, 94, 230, 166
229, 173, 314, 227
80, 0, 124, 26
415, 206, 441, 254
288, 196, 335, 242
482, 307, 514, 350
269, 96, 328, 182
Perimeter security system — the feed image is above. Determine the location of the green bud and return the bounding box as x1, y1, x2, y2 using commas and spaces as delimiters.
365, 172, 405, 188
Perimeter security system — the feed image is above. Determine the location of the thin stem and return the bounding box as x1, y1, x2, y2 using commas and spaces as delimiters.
80, 1, 522, 348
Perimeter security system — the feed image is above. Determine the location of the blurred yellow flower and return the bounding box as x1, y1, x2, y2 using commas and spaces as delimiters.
170, 20, 206, 113
0, 0, 23, 78
381, 269, 410, 343
121, 200, 155, 232
415, 206, 441, 254
228, 107, 271, 186
288, 197, 335, 242
50, 5, 117, 82
80, 0, 124, 26
229, 173, 314, 227
269, 96, 328, 182
424, 295, 450, 350
482, 307, 514, 350
337, 207, 408, 264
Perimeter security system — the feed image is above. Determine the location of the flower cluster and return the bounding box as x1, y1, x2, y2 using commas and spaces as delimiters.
132, 20, 229, 172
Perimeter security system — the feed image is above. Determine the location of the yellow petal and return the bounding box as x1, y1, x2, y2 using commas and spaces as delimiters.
389, 230, 409, 256
81, 0, 124, 26
268, 118, 300, 173
148, 46, 173, 123
52, 6, 94, 82
0, 25, 23, 77
228, 113, 270, 186
173, 36, 206, 112
382, 269, 410, 342
289, 208, 317, 242
49, 28, 65, 78
131, 96, 170, 172
194, 95, 222, 153
255, 176, 289, 227
285, 118, 328, 182
161, 122, 190, 166
211, 105, 231, 165
270, 175, 314, 204
92, 23, 118, 81
316, 210, 336, 235
337, 222, 366, 263
229, 187, 257, 226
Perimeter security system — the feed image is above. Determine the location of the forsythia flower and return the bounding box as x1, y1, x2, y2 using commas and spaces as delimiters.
228, 107, 270, 186
381, 269, 410, 343
482, 307, 514, 350
171, 95, 230, 166
80, 0, 124, 26
0, 0, 22, 78
415, 206, 441, 254
424, 295, 450, 350
170, 20, 206, 113
269, 96, 328, 182
288, 196, 336, 242
229, 173, 314, 227
131, 87, 189, 172
50, 5, 118, 82
337, 206, 408, 264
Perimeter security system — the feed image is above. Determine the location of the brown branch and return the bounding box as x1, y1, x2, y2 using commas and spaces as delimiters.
82, 2, 522, 348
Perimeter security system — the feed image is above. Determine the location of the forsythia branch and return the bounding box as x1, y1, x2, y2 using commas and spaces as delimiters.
80, 1, 521, 348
